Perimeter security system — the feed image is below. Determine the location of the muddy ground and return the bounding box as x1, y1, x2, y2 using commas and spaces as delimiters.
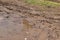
0, 0, 60, 40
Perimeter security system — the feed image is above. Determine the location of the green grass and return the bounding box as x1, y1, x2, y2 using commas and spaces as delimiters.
25, 0, 60, 7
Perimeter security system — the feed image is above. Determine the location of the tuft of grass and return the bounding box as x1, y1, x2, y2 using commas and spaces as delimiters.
23, 19, 33, 30
25, 0, 60, 7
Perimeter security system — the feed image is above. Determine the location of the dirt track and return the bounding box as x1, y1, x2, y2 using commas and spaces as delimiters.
0, 0, 60, 40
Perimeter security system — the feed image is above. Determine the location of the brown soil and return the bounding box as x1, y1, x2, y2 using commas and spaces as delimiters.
0, 0, 60, 40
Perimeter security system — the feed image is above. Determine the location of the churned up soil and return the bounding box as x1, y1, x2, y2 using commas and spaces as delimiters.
0, 0, 60, 40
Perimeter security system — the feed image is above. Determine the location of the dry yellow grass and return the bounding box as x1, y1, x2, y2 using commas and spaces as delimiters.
23, 19, 33, 30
